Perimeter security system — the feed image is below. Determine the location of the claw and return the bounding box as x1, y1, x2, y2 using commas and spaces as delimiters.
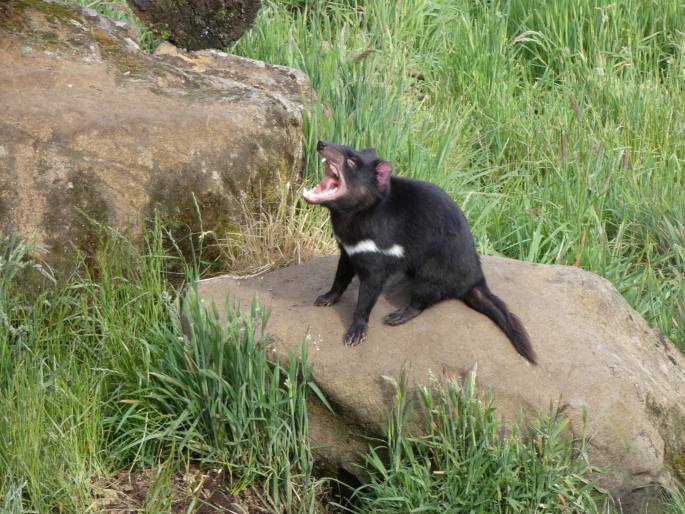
343, 324, 367, 346
315, 291, 340, 306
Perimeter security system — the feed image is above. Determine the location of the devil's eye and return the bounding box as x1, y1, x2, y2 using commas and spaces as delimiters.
346, 158, 357, 169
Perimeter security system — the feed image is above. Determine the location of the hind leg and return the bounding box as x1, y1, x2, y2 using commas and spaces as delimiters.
383, 280, 445, 326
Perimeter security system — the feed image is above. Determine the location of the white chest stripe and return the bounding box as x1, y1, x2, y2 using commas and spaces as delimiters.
342, 239, 405, 258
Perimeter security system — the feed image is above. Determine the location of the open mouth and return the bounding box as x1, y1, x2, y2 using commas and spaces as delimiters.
303, 155, 347, 204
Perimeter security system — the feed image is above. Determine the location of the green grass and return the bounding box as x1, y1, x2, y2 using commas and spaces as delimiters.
349, 373, 608, 513
664, 484, 685, 514
0, 230, 324, 512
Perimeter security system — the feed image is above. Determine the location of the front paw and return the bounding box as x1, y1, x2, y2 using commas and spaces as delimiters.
343, 322, 367, 346
315, 290, 340, 307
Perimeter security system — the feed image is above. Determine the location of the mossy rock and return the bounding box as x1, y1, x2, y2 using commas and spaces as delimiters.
0, 0, 310, 274
130, 0, 261, 50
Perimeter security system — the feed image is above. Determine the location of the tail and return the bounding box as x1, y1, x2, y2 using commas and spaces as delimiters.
462, 281, 537, 365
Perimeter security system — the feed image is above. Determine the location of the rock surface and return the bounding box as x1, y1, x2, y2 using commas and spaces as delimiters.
196, 255, 685, 513
0, 0, 309, 269
130, 0, 262, 51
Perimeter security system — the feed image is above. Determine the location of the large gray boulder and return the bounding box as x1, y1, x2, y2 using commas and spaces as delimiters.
195, 255, 685, 513
0, 0, 309, 269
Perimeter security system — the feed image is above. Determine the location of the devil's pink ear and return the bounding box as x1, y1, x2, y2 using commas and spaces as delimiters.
375, 160, 393, 190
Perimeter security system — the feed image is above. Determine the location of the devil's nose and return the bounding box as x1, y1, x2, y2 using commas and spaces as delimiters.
317, 140, 328, 151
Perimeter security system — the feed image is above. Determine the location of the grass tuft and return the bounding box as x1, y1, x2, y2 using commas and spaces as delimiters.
0, 228, 324, 512
212, 181, 336, 276
105, 289, 323, 511
348, 371, 609, 513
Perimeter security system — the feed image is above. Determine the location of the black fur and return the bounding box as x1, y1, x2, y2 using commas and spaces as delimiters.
307, 141, 537, 364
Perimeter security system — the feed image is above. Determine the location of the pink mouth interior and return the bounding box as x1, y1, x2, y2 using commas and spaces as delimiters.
313, 164, 339, 192
303, 160, 345, 203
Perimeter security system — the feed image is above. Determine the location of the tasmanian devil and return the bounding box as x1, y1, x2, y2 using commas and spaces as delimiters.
303, 140, 537, 364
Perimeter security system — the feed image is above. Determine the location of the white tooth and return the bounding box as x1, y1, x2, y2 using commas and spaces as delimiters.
321, 158, 327, 163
